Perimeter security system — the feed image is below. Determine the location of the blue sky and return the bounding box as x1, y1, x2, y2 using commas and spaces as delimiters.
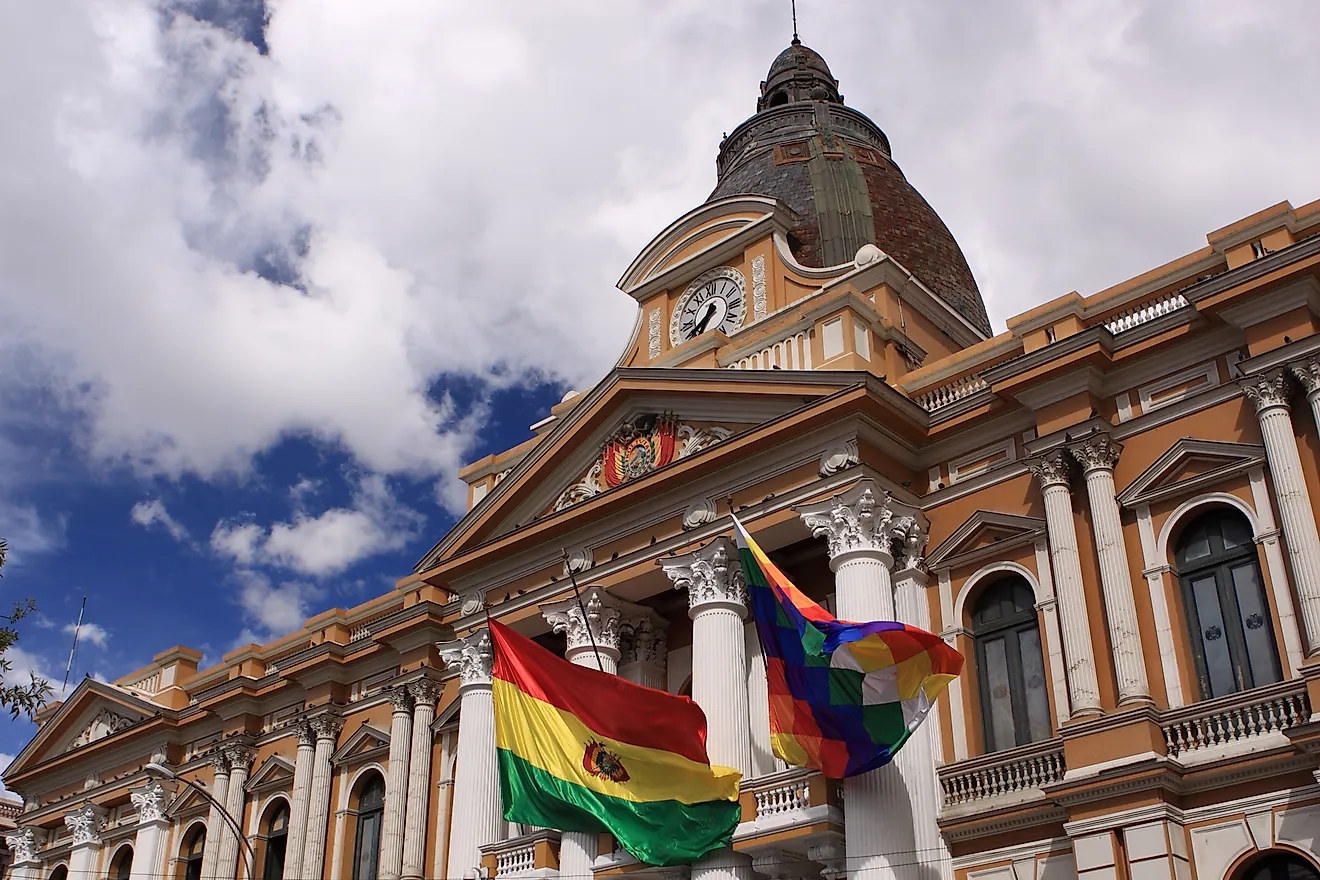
5, 0, 1320, 782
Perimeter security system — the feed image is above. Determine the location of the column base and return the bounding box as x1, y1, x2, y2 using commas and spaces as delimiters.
692, 846, 754, 880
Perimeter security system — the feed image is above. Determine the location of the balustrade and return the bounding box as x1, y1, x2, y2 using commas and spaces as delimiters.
1101, 292, 1189, 334
938, 739, 1065, 808
479, 829, 560, 878
1161, 679, 1310, 758
726, 330, 812, 370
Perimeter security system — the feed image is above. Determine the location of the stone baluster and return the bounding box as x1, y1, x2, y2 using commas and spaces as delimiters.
65, 803, 108, 880
1026, 451, 1104, 715
300, 715, 344, 880
378, 685, 414, 880
128, 780, 170, 880
2, 828, 47, 880
797, 480, 906, 880
439, 630, 499, 880
1069, 433, 1151, 705
543, 587, 630, 880
282, 723, 316, 880
1256, 370, 1320, 654
199, 751, 230, 880
662, 538, 755, 880
401, 680, 439, 880
215, 743, 254, 880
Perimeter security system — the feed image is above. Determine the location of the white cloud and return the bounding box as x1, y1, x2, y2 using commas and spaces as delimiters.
212, 474, 423, 577
64, 621, 110, 648
231, 570, 323, 644
130, 499, 190, 542
0, 753, 16, 799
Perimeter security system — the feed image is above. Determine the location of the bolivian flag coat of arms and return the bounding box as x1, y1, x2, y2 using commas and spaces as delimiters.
488, 620, 742, 866
599, 414, 677, 488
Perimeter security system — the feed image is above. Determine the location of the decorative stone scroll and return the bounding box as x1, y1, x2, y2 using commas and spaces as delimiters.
67, 707, 137, 751
5, 827, 46, 864
751, 255, 767, 321
64, 803, 108, 845
130, 780, 168, 823
438, 630, 495, 688
818, 439, 860, 476
1241, 372, 1293, 412
660, 537, 748, 612
682, 496, 718, 531
542, 587, 625, 657
647, 308, 663, 359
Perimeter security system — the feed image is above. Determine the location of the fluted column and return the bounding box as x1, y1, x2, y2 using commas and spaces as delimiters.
215, 743, 253, 880
798, 480, 911, 880
543, 587, 632, 880
3, 828, 47, 880
282, 723, 316, 880
439, 630, 499, 880
128, 781, 170, 880
199, 752, 231, 880
890, 519, 952, 880
1070, 433, 1151, 705
401, 680, 438, 880
1265, 368, 1320, 654
1026, 452, 1103, 715
662, 538, 754, 880
378, 686, 414, 880
301, 715, 344, 880
65, 803, 107, 880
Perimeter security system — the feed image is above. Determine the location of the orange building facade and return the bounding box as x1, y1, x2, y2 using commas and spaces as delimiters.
5, 39, 1320, 880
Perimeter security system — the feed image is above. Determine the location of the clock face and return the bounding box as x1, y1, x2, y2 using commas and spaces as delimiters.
670, 268, 747, 345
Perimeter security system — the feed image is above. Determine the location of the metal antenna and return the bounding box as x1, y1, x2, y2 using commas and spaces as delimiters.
62, 595, 87, 693
561, 548, 606, 672
791, 0, 800, 43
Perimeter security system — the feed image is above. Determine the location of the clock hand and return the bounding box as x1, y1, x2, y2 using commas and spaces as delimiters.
693, 301, 717, 335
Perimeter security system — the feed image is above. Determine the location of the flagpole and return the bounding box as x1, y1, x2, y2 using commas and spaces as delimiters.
560, 548, 606, 672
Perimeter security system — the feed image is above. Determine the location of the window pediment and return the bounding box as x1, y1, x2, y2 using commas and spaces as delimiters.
1117, 438, 1266, 508
926, 511, 1047, 573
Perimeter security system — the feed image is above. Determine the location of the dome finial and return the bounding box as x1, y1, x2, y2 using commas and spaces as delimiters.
791, 0, 800, 44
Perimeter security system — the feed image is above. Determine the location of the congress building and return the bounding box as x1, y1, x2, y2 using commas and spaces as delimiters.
6, 37, 1320, 880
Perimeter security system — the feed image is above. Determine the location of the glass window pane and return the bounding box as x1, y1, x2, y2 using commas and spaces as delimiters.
1180, 525, 1211, 562
978, 597, 1003, 625
1230, 563, 1281, 688
1219, 515, 1252, 550
1191, 574, 1237, 697
355, 812, 381, 880
1016, 627, 1052, 743
1012, 583, 1034, 614
982, 637, 1017, 751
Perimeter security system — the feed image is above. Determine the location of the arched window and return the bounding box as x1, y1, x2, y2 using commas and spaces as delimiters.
352, 774, 386, 880
1175, 509, 1281, 699
49, 867, 69, 880
109, 846, 133, 880
1237, 851, 1320, 880
972, 577, 1051, 752
261, 802, 290, 880
180, 825, 206, 880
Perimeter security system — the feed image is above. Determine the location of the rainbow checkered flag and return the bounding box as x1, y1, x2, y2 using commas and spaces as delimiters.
732, 516, 964, 778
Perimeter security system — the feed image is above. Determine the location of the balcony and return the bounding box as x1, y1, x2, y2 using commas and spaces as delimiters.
1161, 678, 1311, 764
480, 829, 561, 879
938, 738, 1066, 818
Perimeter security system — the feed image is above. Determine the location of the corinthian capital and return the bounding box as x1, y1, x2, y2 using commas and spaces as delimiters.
1290, 359, 1320, 395
1026, 449, 1073, 490
64, 803, 108, 846
309, 714, 344, 742
891, 516, 929, 573
386, 684, 414, 713
5, 827, 46, 864
620, 612, 669, 668
437, 629, 494, 688
541, 587, 626, 657
660, 537, 747, 614
223, 743, 255, 774
1240, 373, 1292, 412
796, 479, 897, 562
406, 679, 439, 708
1069, 432, 1122, 474
130, 780, 168, 823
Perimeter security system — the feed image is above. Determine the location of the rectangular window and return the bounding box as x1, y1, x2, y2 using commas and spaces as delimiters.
982, 637, 1017, 752
822, 317, 845, 360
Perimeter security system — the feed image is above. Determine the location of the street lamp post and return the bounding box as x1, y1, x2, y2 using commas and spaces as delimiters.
144, 762, 258, 880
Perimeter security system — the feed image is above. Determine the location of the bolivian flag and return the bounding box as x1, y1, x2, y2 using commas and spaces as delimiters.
489, 619, 742, 866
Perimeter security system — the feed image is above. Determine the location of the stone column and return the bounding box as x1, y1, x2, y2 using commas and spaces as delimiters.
543, 587, 630, 880
2, 828, 46, 880
199, 751, 231, 880
1256, 371, 1320, 655
215, 743, 254, 880
378, 685, 414, 880
439, 630, 499, 880
282, 723, 316, 880
618, 614, 668, 689
662, 538, 754, 880
1026, 451, 1104, 715
890, 519, 952, 880
301, 715, 344, 880
401, 680, 438, 880
65, 803, 108, 880
798, 481, 907, 880
128, 781, 170, 880
1070, 433, 1151, 705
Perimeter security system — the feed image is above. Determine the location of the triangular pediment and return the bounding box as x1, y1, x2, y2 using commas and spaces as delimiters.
419, 369, 867, 569
1117, 438, 1266, 508
927, 511, 1048, 572
4, 680, 161, 780
246, 755, 295, 792
167, 784, 213, 818
332, 724, 389, 766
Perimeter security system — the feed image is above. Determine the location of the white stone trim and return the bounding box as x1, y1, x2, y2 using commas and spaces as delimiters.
342, 762, 388, 810
1137, 361, 1221, 416
1136, 503, 1184, 708
954, 561, 1039, 624
1249, 466, 1306, 675
1155, 492, 1261, 567
948, 438, 1017, 486
1033, 538, 1071, 726
254, 792, 292, 828
939, 569, 968, 762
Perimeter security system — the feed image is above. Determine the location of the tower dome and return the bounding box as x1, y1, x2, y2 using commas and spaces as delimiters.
710, 42, 991, 336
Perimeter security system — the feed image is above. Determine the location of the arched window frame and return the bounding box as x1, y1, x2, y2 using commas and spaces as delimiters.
1170, 506, 1283, 700
177, 822, 206, 880
49, 864, 70, 880
108, 844, 134, 880
256, 798, 291, 880
1231, 849, 1320, 880
965, 574, 1054, 754
347, 769, 385, 880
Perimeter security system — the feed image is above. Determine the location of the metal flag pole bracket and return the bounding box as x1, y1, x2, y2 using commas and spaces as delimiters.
560, 547, 606, 672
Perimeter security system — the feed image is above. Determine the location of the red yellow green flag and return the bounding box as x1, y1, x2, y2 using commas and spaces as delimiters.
489, 619, 743, 866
